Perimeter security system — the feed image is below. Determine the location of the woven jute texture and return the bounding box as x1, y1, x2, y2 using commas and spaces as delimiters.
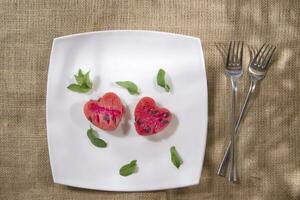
0, 0, 299, 199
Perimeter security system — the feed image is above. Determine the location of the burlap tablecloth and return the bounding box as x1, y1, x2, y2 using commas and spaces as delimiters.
1, 0, 299, 199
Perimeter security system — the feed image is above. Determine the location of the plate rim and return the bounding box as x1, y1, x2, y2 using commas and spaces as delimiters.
52, 29, 202, 42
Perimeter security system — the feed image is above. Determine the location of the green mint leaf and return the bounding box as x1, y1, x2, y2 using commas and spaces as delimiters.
84, 71, 92, 88
75, 74, 84, 85
165, 84, 170, 92
78, 69, 84, 77
87, 127, 107, 148
116, 81, 140, 95
157, 68, 171, 92
170, 146, 183, 169
119, 160, 137, 176
67, 83, 90, 93
68, 69, 93, 93
75, 69, 85, 85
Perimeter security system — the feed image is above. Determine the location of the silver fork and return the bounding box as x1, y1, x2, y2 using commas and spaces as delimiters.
217, 43, 276, 181
224, 41, 243, 183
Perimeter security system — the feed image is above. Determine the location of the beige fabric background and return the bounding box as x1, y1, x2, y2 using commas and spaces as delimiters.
0, 0, 299, 199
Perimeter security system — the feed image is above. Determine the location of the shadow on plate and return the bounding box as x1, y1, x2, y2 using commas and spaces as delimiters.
92, 75, 101, 92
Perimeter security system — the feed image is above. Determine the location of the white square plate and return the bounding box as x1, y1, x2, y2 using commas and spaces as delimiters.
47, 30, 207, 191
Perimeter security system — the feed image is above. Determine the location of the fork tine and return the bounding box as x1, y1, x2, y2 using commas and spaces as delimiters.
258, 44, 271, 65
260, 45, 273, 64
236, 41, 240, 62
226, 41, 233, 66
262, 46, 276, 69
235, 41, 240, 62
239, 42, 243, 64
231, 41, 236, 62
251, 43, 267, 65
249, 45, 256, 60
235, 41, 239, 62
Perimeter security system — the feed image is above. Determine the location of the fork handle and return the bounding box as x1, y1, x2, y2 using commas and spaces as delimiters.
228, 79, 238, 183
217, 80, 256, 178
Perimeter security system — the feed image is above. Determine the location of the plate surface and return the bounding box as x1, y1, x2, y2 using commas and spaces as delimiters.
47, 30, 207, 191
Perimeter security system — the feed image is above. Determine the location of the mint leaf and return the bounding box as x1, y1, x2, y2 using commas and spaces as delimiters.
78, 69, 84, 77
74, 75, 84, 85
157, 68, 171, 92
116, 81, 140, 95
119, 160, 137, 176
84, 71, 92, 88
87, 127, 107, 148
75, 69, 85, 85
67, 84, 90, 93
170, 146, 182, 168
68, 69, 92, 93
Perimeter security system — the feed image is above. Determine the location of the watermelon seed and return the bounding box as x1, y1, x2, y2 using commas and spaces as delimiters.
144, 127, 151, 133
103, 114, 110, 121
163, 112, 170, 118
151, 110, 159, 115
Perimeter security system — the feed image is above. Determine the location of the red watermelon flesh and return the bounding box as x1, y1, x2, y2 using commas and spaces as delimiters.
134, 97, 172, 136
84, 92, 125, 131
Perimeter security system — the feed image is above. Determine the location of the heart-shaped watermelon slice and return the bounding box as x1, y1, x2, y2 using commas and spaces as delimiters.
84, 92, 125, 131
134, 97, 172, 136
